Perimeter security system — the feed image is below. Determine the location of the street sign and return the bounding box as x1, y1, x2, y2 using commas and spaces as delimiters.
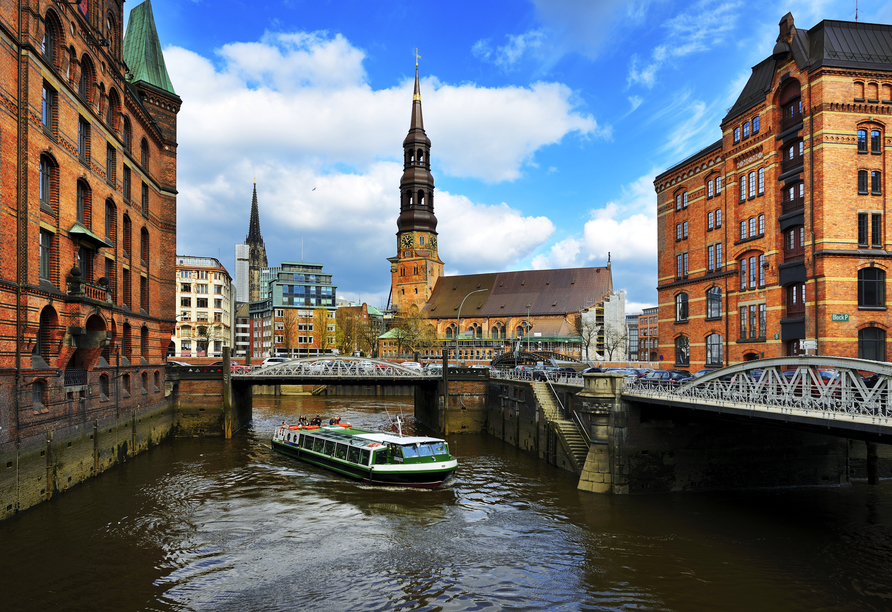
831, 313, 849, 322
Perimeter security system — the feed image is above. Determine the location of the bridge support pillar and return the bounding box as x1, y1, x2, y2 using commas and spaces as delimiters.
576, 373, 628, 494
868, 442, 879, 485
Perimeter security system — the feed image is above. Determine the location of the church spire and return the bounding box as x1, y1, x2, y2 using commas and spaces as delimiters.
246, 182, 268, 302
246, 181, 264, 245
398, 60, 436, 234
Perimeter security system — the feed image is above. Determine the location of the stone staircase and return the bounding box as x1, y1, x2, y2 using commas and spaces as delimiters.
531, 382, 589, 473
310, 385, 328, 396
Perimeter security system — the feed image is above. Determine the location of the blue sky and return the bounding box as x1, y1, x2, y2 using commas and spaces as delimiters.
142, 0, 892, 313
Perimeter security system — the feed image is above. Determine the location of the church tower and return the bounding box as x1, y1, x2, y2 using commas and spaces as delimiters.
388, 61, 444, 313
246, 182, 269, 302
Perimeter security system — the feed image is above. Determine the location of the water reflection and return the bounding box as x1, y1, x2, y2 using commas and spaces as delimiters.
1, 394, 892, 611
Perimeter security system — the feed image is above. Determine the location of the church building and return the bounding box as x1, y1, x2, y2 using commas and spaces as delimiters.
387, 63, 617, 364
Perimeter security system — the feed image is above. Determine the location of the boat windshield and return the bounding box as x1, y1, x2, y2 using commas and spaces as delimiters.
399, 442, 448, 458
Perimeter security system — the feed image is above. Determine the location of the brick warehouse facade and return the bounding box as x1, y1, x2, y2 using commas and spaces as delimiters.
655, 14, 892, 371
0, 1, 179, 518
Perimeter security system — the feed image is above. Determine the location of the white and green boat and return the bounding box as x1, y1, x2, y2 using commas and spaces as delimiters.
271, 420, 457, 489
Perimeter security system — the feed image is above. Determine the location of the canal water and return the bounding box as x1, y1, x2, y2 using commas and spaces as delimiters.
3, 395, 892, 611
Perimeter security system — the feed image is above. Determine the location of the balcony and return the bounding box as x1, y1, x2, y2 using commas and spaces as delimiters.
781, 148, 804, 174
784, 244, 804, 262
781, 102, 802, 132
782, 195, 804, 215
786, 302, 805, 318
67, 274, 109, 303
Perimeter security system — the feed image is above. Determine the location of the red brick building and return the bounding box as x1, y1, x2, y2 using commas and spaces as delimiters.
0, 1, 178, 437
655, 14, 892, 371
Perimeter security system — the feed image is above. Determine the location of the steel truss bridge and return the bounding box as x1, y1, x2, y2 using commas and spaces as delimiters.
624, 356, 892, 440
232, 356, 436, 382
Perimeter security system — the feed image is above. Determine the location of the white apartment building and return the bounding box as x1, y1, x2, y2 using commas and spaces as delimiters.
173, 256, 233, 358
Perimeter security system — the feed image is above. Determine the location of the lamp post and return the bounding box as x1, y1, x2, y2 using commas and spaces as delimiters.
526, 302, 531, 355
457, 288, 488, 366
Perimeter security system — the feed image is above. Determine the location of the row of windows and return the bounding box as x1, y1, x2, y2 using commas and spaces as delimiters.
739, 254, 767, 290
739, 215, 765, 240
738, 168, 765, 202
739, 304, 768, 340
674, 328, 888, 364
675, 244, 723, 279
42, 82, 150, 170
707, 209, 722, 230
857, 170, 883, 195
675, 287, 722, 323
706, 176, 722, 199
854, 82, 892, 104
732, 115, 761, 144
857, 129, 883, 154
673, 334, 723, 366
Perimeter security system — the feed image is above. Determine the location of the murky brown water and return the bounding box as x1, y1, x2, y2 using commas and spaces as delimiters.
2, 395, 892, 611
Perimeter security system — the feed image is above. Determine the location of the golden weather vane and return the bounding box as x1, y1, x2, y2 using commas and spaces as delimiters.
415, 47, 421, 67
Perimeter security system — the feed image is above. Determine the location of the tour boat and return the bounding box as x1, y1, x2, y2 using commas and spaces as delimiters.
271, 419, 457, 489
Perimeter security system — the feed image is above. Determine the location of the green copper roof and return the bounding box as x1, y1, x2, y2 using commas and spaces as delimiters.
123, 0, 176, 95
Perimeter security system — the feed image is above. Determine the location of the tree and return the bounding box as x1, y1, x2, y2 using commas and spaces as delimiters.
336, 309, 361, 355
195, 322, 224, 357
313, 307, 333, 353
357, 319, 380, 357
601, 324, 629, 361
574, 312, 601, 362
390, 308, 437, 357
282, 309, 300, 357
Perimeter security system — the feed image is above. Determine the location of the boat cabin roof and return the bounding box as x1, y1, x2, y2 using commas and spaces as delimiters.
292, 425, 445, 449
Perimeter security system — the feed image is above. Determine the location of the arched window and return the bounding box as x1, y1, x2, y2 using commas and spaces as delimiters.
705, 334, 723, 366
154, 370, 161, 392
417, 148, 424, 165
122, 214, 132, 257
123, 322, 134, 360
674, 336, 689, 366
107, 88, 120, 128
99, 373, 110, 400
417, 190, 424, 207
122, 116, 131, 151
123, 373, 131, 396
79, 54, 95, 102
859, 267, 886, 307
140, 227, 149, 264
39, 154, 57, 211
32, 379, 47, 412
140, 138, 149, 169
675, 292, 688, 322
105, 199, 116, 241
779, 79, 801, 130
34, 306, 57, 364
872, 129, 883, 154
76, 180, 91, 225
858, 129, 868, 153
491, 322, 505, 339
859, 327, 886, 361
706, 287, 721, 319
43, 11, 62, 66
445, 323, 455, 339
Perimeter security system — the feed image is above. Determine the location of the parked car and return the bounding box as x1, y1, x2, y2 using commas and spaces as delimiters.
261, 356, 291, 367
400, 361, 423, 371
581, 366, 603, 374
679, 368, 717, 383
643, 369, 691, 384
211, 360, 251, 373
167, 361, 192, 367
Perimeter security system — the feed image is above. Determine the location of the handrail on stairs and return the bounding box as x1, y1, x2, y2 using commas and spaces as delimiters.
570, 409, 591, 445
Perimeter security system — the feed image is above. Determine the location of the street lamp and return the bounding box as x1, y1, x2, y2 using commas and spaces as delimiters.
526, 302, 532, 355
457, 288, 488, 366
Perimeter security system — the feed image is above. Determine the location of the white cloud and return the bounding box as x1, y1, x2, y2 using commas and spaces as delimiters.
436, 193, 556, 270
472, 30, 547, 70
530, 173, 659, 306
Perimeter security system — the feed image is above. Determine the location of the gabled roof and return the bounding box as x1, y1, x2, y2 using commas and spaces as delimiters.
724, 17, 892, 124
124, 0, 176, 95
421, 267, 612, 320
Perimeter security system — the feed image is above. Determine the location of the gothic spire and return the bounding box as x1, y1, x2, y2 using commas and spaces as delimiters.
246, 181, 264, 246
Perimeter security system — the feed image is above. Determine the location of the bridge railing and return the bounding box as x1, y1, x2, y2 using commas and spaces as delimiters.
623, 356, 892, 421
231, 356, 436, 379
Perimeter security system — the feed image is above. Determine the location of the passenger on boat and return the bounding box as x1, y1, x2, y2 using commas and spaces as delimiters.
311, 416, 322, 426
298, 416, 308, 426
329, 417, 336, 425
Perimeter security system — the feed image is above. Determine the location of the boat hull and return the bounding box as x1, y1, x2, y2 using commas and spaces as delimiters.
272, 439, 456, 489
